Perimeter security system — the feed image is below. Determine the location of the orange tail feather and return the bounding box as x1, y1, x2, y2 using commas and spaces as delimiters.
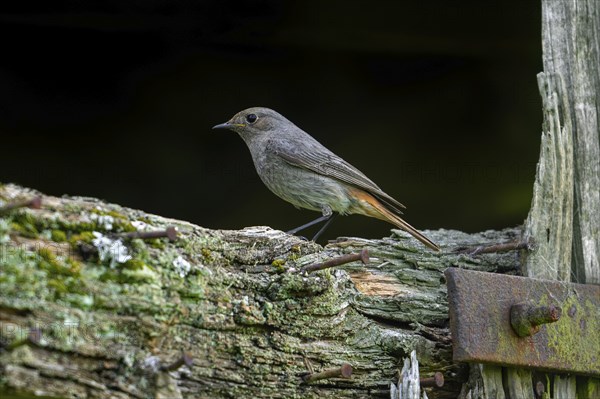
349, 188, 440, 251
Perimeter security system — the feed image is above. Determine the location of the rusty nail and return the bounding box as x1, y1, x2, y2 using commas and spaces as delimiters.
454, 239, 531, 255
420, 372, 444, 388
0, 196, 42, 214
510, 302, 562, 337
301, 249, 369, 273
302, 363, 352, 383
161, 351, 193, 372
119, 226, 178, 241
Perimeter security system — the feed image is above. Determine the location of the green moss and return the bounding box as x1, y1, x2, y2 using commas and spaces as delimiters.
91, 208, 129, 221
547, 295, 600, 369
64, 293, 94, 309
45, 274, 92, 306
51, 230, 67, 242
100, 259, 158, 284
128, 238, 148, 252
68, 231, 95, 247
147, 238, 166, 249
271, 258, 286, 271
66, 257, 83, 272
9, 212, 40, 238
201, 248, 213, 262
92, 209, 117, 218
74, 221, 99, 231
99, 269, 120, 282
0, 248, 47, 300
47, 278, 68, 294
90, 208, 136, 232
118, 221, 137, 233
286, 244, 303, 262
0, 219, 10, 243
268, 273, 330, 301
177, 273, 208, 301
123, 258, 150, 271
3, 203, 138, 245
180, 287, 205, 299
38, 246, 56, 261
37, 248, 81, 276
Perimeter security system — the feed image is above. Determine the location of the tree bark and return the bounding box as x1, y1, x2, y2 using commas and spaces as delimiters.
0, 183, 523, 399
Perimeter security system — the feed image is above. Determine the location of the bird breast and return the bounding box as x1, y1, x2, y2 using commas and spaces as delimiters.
252, 149, 353, 214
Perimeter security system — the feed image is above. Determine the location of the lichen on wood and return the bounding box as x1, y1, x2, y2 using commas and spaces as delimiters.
0, 183, 524, 398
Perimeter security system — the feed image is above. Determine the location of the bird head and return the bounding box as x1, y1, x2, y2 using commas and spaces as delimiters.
212, 107, 287, 141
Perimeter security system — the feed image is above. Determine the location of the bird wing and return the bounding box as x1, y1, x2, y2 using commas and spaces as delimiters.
270, 138, 406, 214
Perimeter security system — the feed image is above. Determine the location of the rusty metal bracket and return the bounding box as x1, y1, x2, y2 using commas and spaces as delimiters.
445, 268, 599, 376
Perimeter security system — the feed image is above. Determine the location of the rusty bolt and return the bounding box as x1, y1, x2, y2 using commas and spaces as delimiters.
161, 351, 193, 372
119, 226, 178, 241
420, 372, 444, 388
302, 363, 352, 383
510, 302, 562, 337
301, 249, 369, 273
0, 196, 42, 214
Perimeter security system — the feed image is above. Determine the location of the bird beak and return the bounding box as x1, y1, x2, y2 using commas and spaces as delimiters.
212, 122, 245, 130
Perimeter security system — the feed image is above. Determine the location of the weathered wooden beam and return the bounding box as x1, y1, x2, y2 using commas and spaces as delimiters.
0, 183, 524, 399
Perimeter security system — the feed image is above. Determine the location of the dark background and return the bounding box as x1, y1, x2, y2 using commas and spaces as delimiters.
0, 1, 542, 241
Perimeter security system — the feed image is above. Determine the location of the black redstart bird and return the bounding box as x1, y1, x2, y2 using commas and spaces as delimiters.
213, 107, 440, 251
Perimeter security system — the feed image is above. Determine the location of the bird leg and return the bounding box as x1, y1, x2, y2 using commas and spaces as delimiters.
311, 213, 337, 241
286, 207, 337, 241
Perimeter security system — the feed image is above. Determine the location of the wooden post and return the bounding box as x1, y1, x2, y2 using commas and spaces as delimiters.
461, 0, 600, 397
526, 0, 600, 396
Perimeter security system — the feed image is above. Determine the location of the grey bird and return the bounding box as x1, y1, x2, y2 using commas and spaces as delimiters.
213, 107, 440, 251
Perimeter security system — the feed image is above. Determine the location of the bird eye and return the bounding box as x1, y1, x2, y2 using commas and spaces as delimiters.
246, 113, 258, 124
